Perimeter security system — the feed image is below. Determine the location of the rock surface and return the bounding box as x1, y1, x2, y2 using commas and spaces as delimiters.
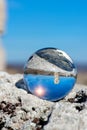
0, 72, 87, 130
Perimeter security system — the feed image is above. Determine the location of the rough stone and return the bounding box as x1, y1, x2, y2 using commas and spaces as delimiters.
0, 72, 87, 130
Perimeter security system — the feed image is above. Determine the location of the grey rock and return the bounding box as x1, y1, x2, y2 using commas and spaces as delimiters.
44, 84, 87, 130
0, 72, 53, 130
0, 72, 87, 130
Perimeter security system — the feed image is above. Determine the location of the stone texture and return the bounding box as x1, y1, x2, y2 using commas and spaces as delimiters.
44, 84, 87, 130
0, 72, 87, 130
0, 72, 53, 130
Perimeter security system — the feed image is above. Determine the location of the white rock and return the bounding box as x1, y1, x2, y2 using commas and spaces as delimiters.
0, 72, 87, 130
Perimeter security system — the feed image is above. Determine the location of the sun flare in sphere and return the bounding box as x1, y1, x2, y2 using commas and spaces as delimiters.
34, 85, 46, 97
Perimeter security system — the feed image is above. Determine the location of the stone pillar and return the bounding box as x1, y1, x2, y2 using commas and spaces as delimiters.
0, 0, 6, 70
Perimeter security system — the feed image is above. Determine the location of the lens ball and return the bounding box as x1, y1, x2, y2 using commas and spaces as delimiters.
24, 48, 77, 101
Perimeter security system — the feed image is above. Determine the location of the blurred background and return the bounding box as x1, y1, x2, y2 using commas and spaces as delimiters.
0, 0, 87, 85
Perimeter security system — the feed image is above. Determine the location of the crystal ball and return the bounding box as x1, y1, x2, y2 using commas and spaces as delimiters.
24, 48, 77, 101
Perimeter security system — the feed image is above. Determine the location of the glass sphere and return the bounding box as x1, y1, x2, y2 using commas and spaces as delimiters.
24, 48, 77, 101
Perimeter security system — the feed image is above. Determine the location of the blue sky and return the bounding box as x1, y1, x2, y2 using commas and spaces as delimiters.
3, 0, 87, 63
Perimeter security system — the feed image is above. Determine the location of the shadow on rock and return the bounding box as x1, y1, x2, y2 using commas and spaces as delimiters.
15, 79, 32, 94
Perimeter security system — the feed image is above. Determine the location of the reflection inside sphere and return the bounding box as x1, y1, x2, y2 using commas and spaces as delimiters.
24, 47, 77, 101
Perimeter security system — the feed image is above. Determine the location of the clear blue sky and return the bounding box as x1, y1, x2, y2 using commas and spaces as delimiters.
3, 0, 87, 64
